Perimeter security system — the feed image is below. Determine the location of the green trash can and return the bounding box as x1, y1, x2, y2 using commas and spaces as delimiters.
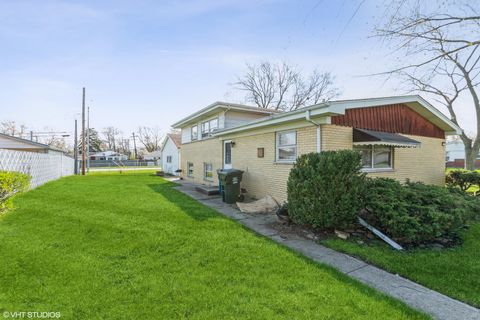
217, 169, 244, 204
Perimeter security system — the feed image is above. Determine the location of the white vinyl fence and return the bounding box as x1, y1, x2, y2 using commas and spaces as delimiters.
0, 149, 75, 188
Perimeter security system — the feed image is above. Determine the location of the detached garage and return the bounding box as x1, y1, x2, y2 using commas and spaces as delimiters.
161, 133, 181, 175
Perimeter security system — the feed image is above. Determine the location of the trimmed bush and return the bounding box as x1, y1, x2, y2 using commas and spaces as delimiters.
0, 171, 30, 212
362, 178, 480, 245
446, 169, 480, 194
287, 150, 366, 229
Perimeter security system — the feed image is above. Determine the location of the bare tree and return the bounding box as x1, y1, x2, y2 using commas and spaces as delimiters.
233, 61, 340, 110
103, 126, 121, 151
116, 136, 131, 157
137, 126, 163, 152
310, 71, 340, 104
1, 121, 25, 137
0, 121, 30, 139
273, 62, 297, 110
291, 71, 340, 111
43, 134, 70, 153
235, 62, 276, 109
376, 1, 480, 170
0, 121, 18, 136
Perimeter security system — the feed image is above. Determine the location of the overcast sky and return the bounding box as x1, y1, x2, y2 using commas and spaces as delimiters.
0, 0, 475, 141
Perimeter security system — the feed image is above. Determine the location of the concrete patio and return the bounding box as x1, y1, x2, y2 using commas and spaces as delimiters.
175, 181, 480, 320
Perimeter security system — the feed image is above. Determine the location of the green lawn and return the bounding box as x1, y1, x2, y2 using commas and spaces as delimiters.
324, 223, 480, 307
0, 172, 428, 319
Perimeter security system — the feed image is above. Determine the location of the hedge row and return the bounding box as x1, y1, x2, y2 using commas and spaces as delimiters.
287, 151, 480, 245
362, 178, 479, 244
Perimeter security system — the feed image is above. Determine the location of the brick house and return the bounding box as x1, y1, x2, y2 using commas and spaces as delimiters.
172, 96, 460, 203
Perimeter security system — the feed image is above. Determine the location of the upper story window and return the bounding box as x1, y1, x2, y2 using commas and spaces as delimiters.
166, 156, 172, 163
354, 145, 393, 171
191, 125, 198, 141
201, 118, 219, 138
276, 130, 297, 162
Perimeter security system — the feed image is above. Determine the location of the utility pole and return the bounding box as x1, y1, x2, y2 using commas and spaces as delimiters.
30, 131, 33, 141
81, 87, 86, 176
74, 119, 78, 175
132, 132, 138, 160
86, 106, 90, 173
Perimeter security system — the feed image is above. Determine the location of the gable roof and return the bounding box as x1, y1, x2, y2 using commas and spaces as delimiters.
169, 133, 181, 148
171, 101, 282, 128
161, 133, 181, 151
213, 95, 461, 136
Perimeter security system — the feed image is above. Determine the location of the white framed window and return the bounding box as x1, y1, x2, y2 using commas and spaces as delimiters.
204, 163, 213, 180
276, 130, 297, 162
166, 156, 172, 163
187, 162, 194, 177
354, 145, 393, 170
191, 125, 198, 141
201, 118, 219, 138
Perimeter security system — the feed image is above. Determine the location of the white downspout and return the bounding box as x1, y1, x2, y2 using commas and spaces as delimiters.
305, 110, 321, 153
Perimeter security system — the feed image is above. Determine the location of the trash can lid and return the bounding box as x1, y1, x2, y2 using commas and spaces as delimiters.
216, 168, 244, 175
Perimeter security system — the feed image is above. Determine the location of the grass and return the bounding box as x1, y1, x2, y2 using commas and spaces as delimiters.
0, 172, 429, 319
323, 223, 480, 307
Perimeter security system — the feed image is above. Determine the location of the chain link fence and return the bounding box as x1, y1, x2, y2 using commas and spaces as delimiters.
88, 159, 160, 168
0, 149, 74, 188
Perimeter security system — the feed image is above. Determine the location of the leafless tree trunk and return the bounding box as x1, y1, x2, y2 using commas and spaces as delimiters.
137, 126, 163, 152
116, 137, 131, 158
376, 1, 480, 169
102, 126, 121, 151
274, 62, 296, 110
233, 61, 340, 110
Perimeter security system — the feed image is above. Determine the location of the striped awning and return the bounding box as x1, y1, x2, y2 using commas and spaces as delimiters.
353, 128, 421, 148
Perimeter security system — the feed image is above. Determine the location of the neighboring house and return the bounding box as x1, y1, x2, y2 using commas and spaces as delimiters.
143, 150, 162, 161
160, 133, 182, 175
90, 151, 128, 161
172, 96, 460, 203
445, 138, 480, 168
0, 133, 65, 155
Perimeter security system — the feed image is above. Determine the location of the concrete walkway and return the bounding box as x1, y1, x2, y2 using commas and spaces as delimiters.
175, 182, 480, 320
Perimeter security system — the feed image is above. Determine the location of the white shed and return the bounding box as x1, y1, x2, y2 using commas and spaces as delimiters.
161, 133, 181, 175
